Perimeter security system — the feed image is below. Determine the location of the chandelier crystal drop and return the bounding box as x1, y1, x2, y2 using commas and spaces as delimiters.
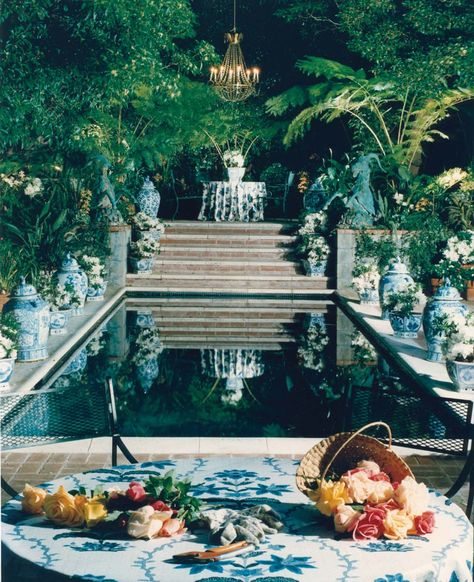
209, 1, 260, 102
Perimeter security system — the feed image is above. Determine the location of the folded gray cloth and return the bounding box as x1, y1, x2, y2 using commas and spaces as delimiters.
192, 504, 284, 546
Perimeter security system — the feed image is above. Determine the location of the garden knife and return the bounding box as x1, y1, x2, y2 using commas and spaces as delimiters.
172, 540, 251, 563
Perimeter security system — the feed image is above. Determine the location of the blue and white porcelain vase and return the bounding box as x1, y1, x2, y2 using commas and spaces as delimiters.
61, 348, 88, 376
136, 177, 160, 218
304, 259, 327, 277
388, 312, 422, 339
129, 310, 156, 329
53, 253, 88, 316
86, 281, 107, 302
0, 358, 15, 390
379, 257, 414, 320
3, 278, 50, 362
49, 309, 72, 336
129, 257, 154, 275
136, 356, 159, 394
446, 360, 474, 392
359, 288, 379, 305
422, 279, 468, 362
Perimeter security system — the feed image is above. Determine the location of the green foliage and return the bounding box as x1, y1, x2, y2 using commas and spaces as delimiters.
355, 231, 398, 272
144, 471, 201, 521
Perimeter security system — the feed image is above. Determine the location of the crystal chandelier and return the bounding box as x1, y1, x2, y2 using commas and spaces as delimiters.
209, 0, 260, 102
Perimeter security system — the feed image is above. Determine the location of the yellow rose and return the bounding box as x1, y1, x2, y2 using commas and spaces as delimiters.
383, 509, 414, 540
311, 480, 352, 516
366, 481, 394, 504
394, 476, 429, 517
82, 497, 108, 528
43, 486, 84, 527
21, 483, 47, 515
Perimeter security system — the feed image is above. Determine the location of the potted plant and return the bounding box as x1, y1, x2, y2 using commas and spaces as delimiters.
129, 238, 160, 275
130, 212, 165, 242
382, 282, 425, 338
351, 262, 380, 305
0, 313, 19, 390
79, 255, 108, 302
438, 311, 474, 391
437, 231, 474, 300
205, 130, 258, 183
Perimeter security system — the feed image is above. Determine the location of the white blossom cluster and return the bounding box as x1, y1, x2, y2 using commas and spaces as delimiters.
0, 332, 17, 360
436, 168, 468, 190
352, 264, 380, 293
444, 311, 474, 362
223, 149, 245, 168
24, 177, 43, 198
86, 329, 106, 356
305, 236, 330, 264
81, 255, 106, 288
442, 232, 474, 264
132, 327, 164, 363
298, 212, 326, 236
0, 170, 27, 188
351, 332, 377, 362
130, 238, 160, 258
382, 282, 425, 314
298, 324, 329, 371
131, 212, 164, 232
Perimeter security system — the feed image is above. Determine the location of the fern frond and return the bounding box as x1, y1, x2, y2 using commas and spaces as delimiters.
266, 86, 309, 116
296, 56, 365, 81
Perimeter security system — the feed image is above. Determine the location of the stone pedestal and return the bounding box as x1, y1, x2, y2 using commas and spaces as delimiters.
108, 224, 131, 288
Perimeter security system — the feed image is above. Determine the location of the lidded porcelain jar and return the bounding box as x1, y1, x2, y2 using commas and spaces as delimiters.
422, 279, 468, 362
53, 253, 88, 316
379, 257, 414, 320
136, 177, 161, 218
3, 278, 50, 362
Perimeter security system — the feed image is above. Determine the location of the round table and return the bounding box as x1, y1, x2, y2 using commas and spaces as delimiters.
198, 181, 266, 222
2, 457, 473, 582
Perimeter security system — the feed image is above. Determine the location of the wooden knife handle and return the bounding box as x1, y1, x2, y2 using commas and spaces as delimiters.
207, 541, 249, 556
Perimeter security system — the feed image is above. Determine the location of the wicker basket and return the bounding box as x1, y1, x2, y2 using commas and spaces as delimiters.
296, 422, 414, 497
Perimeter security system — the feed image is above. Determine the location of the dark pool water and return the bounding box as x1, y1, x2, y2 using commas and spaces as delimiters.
8, 298, 462, 448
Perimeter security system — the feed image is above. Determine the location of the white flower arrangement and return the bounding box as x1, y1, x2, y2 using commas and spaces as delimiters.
298, 212, 327, 237
205, 130, 258, 169
298, 323, 329, 371
80, 255, 106, 289
352, 263, 380, 293
441, 311, 474, 363
442, 231, 474, 265
351, 331, 377, 362
86, 329, 107, 356
223, 150, 245, 168
131, 212, 164, 232
303, 236, 330, 265
132, 328, 164, 363
436, 168, 468, 190
382, 282, 425, 317
130, 238, 160, 259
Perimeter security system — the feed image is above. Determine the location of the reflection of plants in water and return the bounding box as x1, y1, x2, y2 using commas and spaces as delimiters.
351, 331, 377, 364
297, 320, 329, 372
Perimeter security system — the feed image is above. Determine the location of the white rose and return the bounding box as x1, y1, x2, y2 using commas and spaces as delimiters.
334, 504, 361, 533
394, 476, 429, 516
341, 471, 375, 504
357, 460, 380, 477
127, 505, 173, 539
366, 481, 394, 504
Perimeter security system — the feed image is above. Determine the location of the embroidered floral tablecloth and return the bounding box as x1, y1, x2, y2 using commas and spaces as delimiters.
198, 181, 266, 221
2, 457, 473, 582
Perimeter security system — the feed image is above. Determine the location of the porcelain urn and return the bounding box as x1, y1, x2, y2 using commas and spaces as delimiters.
136, 177, 161, 219
53, 253, 88, 316
379, 257, 415, 319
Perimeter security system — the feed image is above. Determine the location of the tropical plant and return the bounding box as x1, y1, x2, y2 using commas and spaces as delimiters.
266, 57, 473, 173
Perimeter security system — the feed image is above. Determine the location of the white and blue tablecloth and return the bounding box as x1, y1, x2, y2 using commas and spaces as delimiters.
198, 181, 266, 222
2, 457, 473, 582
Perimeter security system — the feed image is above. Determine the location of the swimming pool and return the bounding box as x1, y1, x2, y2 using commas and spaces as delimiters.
5, 297, 467, 452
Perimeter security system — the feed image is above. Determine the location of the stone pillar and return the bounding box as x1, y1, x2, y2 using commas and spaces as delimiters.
107, 224, 131, 288
107, 303, 129, 360
336, 229, 357, 291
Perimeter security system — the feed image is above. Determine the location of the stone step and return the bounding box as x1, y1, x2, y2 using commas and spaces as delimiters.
159, 246, 294, 260
131, 273, 327, 284
126, 298, 331, 309
160, 236, 297, 249
163, 221, 297, 236
153, 262, 302, 276
161, 327, 292, 337
162, 341, 292, 349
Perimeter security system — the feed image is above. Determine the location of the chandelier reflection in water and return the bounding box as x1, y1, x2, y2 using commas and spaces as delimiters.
209, 0, 260, 102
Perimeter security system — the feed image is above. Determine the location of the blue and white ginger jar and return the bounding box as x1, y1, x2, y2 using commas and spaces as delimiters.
53, 253, 88, 316
379, 257, 414, 319
4, 278, 50, 362
136, 356, 159, 394
422, 279, 468, 362
0, 358, 15, 390
136, 177, 160, 219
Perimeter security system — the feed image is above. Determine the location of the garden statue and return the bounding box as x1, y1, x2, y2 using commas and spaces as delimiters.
304, 176, 326, 212
324, 153, 381, 227
96, 155, 124, 224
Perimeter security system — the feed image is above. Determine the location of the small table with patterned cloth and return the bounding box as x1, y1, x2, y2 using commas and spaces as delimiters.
198, 181, 266, 222
2, 457, 473, 582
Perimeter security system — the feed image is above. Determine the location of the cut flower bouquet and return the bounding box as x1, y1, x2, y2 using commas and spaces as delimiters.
309, 459, 435, 541
20, 470, 201, 540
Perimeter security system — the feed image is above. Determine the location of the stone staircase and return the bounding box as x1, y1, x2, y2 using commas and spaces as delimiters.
127, 221, 332, 295
126, 296, 331, 349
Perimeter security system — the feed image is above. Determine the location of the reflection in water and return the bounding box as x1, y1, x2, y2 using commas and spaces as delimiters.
34, 301, 466, 449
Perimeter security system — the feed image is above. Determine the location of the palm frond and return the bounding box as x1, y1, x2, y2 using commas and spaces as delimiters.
296, 56, 365, 81
266, 86, 309, 116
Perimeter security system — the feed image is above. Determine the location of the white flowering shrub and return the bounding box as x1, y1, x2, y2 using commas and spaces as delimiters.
297, 322, 329, 371
79, 255, 106, 289
0, 315, 18, 359
298, 212, 327, 236
442, 231, 474, 265
382, 282, 425, 317
130, 238, 160, 258
435, 311, 474, 362
132, 327, 164, 363
131, 212, 164, 232
302, 236, 330, 265
352, 263, 380, 292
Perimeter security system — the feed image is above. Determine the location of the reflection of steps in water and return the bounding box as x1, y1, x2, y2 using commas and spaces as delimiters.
127, 221, 332, 294
125, 298, 331, 348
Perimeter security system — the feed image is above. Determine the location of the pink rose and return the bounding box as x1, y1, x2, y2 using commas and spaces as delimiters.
342, 468, 367, 478
334, 504, 362, 533
160, 518, 186, 537
350, 506, 385, 541
374, 499, 399, 512
151, 500, 171, 512
370, 472, 391, 483
126, 481, 147, 503
414, 511, 435, 534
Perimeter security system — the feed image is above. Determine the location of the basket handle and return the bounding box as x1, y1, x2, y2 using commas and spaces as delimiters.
320, 421, 392, 482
